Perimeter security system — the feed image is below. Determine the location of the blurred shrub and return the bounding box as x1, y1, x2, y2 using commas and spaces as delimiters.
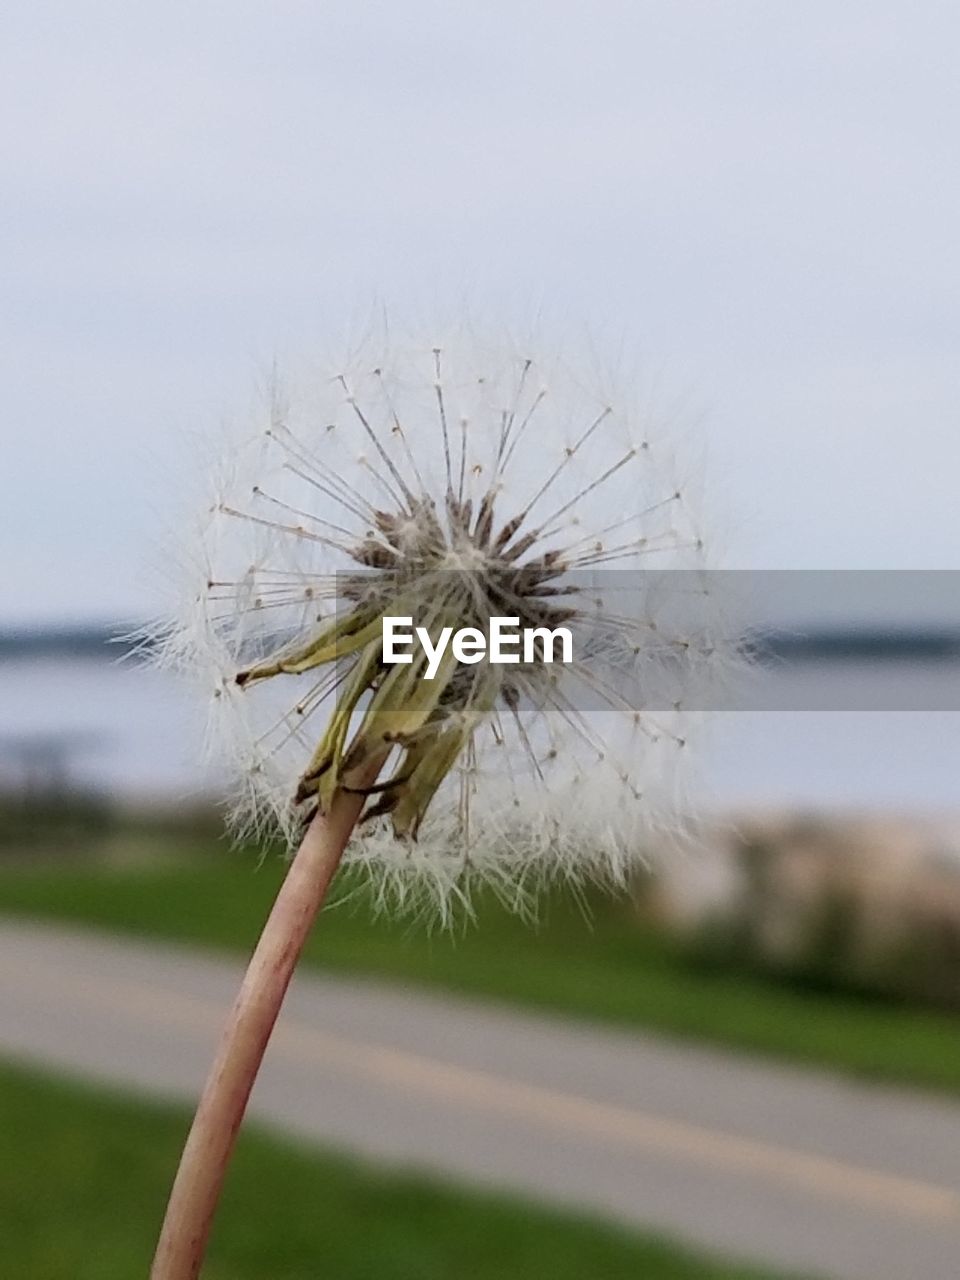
0, 793, 225, 856
0, 793, 114, 850
653, 817, 960, 1012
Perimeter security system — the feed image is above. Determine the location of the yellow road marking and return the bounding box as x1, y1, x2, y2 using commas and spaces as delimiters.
6, 958, 960, 1224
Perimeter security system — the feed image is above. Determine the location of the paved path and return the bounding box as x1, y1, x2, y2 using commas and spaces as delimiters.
2, 920, 960, 1280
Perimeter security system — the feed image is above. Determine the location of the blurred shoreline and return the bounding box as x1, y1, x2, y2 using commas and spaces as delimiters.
3, 639, 960, 814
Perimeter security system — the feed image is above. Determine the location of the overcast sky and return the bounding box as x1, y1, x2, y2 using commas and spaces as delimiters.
3, 2, 958, 624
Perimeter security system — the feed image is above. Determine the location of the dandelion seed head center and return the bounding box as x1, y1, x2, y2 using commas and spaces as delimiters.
346, 490, 573, 658
440, 543, 488, 573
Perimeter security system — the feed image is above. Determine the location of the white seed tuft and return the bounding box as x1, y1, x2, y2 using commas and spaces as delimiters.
155, 323, 738, 919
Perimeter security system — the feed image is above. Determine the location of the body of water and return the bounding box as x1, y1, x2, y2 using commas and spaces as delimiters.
2, 655, 959, 815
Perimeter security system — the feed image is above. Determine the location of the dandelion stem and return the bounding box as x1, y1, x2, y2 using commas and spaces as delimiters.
149, 756, 384, 1280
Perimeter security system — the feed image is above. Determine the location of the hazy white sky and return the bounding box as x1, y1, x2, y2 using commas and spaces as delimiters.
3, 2, 958, 623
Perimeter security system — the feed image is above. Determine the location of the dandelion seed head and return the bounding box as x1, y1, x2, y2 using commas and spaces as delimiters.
158, 321, 736, 919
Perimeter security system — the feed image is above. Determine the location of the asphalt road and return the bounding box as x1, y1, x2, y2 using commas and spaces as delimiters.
2, 920, 960, 1280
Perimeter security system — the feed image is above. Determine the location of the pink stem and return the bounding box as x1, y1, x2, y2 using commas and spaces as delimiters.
150, 766, 380, 1279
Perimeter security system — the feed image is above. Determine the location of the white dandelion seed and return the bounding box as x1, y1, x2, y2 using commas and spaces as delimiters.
159, 322, 733, 917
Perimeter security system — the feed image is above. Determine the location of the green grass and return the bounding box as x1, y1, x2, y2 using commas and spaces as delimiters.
2, 841, 960, 1095
0, 1058, 793, 1279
